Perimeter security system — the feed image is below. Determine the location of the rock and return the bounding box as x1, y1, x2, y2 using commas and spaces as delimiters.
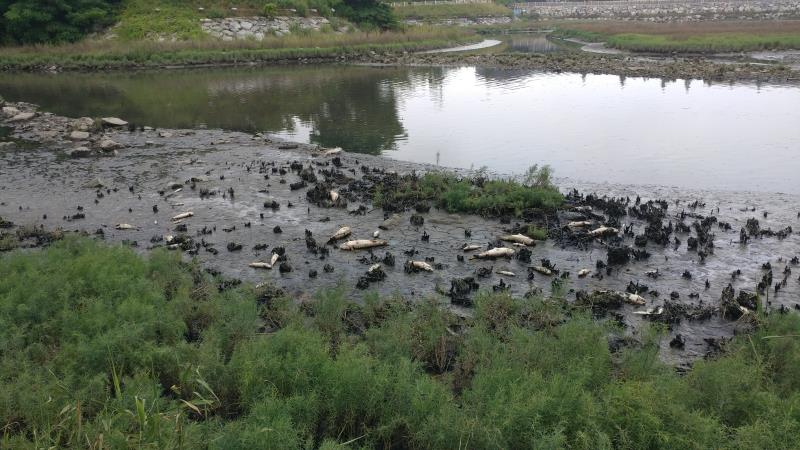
69, 147, 92, 158
2, 106, 20, 117
8, 112, 35, 122
158, 131, 173, 138
101, 117, 127, 127
69, 131, 90, 141
73, 117, 95, 131
98, 138, 123, 151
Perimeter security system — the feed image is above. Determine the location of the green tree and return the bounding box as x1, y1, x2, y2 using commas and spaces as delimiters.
336, 0, 397, 30
0, 0, 121, 44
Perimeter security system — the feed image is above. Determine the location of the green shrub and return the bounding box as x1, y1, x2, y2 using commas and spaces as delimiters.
0, 0, 122, 44
262, 2, 279, 19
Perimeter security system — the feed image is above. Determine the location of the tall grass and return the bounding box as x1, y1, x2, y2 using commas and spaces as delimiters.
0, 27, 471, 71
393, 3, 511, 20
2, 238, 800, 448
550, 20, 800, 53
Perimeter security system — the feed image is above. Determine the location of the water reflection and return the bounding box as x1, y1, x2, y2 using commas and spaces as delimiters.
1, 66, 799, 193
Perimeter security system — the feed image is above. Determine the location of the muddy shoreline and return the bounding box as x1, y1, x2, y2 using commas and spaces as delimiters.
1, 101, 799, 366
3, 49, 799, 83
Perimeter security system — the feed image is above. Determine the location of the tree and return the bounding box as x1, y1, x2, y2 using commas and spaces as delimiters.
336, 0, 396, 31
0, 0, 121, 44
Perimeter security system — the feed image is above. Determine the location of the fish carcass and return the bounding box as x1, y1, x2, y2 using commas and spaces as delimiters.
339, 239, 388, 251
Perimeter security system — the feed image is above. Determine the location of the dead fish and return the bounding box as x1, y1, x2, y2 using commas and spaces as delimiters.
568, 221, 592, 228
633, 306, 664, 316
472, 247, 514, 260
115, 223, 136, 230
269, 253, 280, 268
329, 226, 352, 242
330, 191, 340, 202
462, 244, 482, 252
408, 260, 434, 272
368, 263, 382, 273
574, 206, 592, 212
322, 147, 342, 156
496, 270, 516, 277
373, 230, 380, 238
626, 293, 646, 306
339, 239, 388, 251
531, 266, 552, 276
589, 226, 619, 237
500, 234, 535, 246
577, 268, 591, 278
249, 261, 273, 270
171, 212, 194, 221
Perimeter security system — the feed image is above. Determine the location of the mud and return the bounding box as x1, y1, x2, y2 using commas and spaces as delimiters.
1, 101, 799, 368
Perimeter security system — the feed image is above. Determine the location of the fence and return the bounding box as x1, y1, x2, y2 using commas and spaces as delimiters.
516, 0, 760, 6
390, 0, 492, 6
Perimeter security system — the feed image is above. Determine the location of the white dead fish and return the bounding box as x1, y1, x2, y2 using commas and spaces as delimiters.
339, 239, 387, 251
373, 230, 380, 238
496, 270, 516, 277
588, 226, 619, 237
500, 234, 535, 246
512, 243, 526, 247
577, 268, 591, 278
171, 212, 194, 221
329, 226, 352, 242
408, 260, 433, 272
330, 191, 339, 202
115, 223, 136, 230
574, 206, 593, 212
368, 263, 382, 273
531, 266, 552, 276
249, 262, 273, 270
462, 244, 481, 252
322, 147, 342, 156
626, 293, 646, 306
472, 247, 514, 260
568, 221, 592, 228
165, 235, 175, 244
633, 306, 663, 316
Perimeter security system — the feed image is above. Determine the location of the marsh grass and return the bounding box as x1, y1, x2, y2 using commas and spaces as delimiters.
551, 20, 800, 53
2, 238, 800, 448
0, 26, 471, 70
373, 167, 564, 217
393, 3, 511, 20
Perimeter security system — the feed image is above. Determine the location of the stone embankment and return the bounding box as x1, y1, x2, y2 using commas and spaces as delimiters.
200, 16, 336, 40
516, 0, 800, 22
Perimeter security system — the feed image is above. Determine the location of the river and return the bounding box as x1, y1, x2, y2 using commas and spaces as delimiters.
1, 64, 799, 194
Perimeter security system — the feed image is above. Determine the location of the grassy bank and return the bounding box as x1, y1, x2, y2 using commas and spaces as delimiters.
551, 20, 800, 53
2, 238, 800, 448
0, 27, 471, 71
393, 3, 510, 20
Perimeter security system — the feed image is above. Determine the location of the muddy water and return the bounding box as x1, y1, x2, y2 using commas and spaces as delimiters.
1, 124, 798, 366
1, 66, 800, 193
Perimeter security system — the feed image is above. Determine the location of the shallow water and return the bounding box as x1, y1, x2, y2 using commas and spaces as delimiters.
2, 65, 799, 194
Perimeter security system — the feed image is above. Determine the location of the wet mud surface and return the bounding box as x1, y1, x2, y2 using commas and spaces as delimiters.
1, 102, 799, 367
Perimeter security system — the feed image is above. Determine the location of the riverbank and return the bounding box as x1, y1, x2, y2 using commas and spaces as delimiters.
2, 100, 799, 366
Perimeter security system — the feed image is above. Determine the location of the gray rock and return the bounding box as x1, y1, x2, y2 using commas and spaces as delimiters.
101, 117, 127, 127
98, 138, 123, 151
69, 131, 90, 140
8, 112, 35, 122
2, 106, 20, 118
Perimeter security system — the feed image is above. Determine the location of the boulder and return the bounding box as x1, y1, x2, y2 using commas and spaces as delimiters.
73, 117, 95, 131
2, 106, 20, 117
8, 112, 35, 122
98, 138, 123, 151
101, 117, 127, 127
69, 131, 90, 140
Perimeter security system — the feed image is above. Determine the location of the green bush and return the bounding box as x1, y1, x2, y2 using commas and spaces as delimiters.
262, 2, 279, 19
2, 238, 800, 448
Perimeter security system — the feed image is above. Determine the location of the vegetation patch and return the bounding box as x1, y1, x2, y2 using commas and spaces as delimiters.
393, 3, 511, 20
2, 238, 800, 447
373, 165, 564, 217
